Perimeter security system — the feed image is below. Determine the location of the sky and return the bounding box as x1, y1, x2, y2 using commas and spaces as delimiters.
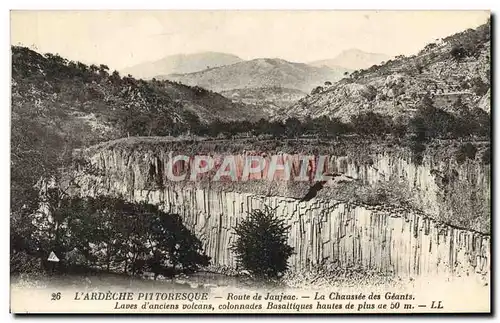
10, 10, 490, 71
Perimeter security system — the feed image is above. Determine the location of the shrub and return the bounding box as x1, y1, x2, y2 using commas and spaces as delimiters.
409, 97, 459, 138
306, 116, 350, 137
355, 179, 415, 208
232, 206, 294, 279
450, 46, 468, 60
414, 63, 424, 74
455, 143, 478, 164
350, 112, 393, 136
359, 85, 377, 101
390, 116, 408, 138
311, 86, 324, 95
284, 117, 303, 138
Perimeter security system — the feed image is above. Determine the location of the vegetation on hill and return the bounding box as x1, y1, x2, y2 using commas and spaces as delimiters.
232, 206, 294, 279
283, 18, 491, 122
221, 86, 307, 113
10, 18, 491, 269
185, 96, 489, 144
161, 58, 347, 93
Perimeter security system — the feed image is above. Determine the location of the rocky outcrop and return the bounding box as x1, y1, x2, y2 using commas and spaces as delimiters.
71, 140, 490, 280
77, 141, 490, 226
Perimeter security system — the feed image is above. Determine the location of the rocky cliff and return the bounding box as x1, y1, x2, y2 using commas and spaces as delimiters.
71, 138, 490, 280
78, 137, 490, 230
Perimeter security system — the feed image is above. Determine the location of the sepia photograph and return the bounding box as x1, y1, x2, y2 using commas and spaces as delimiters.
9, 9, 491, 314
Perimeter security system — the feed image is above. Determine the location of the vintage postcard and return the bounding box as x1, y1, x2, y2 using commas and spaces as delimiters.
10, 10, 491, 314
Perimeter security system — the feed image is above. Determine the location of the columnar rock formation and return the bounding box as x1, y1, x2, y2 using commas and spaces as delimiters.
129, 187, 489, 279
72, 139, 490, 280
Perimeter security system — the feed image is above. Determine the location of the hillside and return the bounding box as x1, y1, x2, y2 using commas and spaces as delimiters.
11, 46, 265, 147
283, 20, 491, 123
156, 81, 268, 122
159, 58, 347, 93
121, 52, 243, 80
310, 48, 390, 70
220, 87, 307, 114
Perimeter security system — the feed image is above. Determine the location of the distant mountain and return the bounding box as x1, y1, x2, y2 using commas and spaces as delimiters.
310, 49, 390, 71
281, 20, 491, 123
159, 58, 349, 93
121, 52, 243, 79
158, 81, 269, 123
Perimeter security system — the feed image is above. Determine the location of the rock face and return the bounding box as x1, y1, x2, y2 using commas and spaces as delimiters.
78, 140, 491, 228
140, 189, 489, 278
72, 142, 490, 280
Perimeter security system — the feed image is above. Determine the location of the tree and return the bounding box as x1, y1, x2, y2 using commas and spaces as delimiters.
311, 86, 324, 95
268, 121, 286, 138
455, 143, 477, 164
253, 118, 272, 136
98, 64, 109, 78
450, 46, 467, 61
391, 115, 408, 138
232, 207, 294, 279
110, 70, 121, 83
359, 85, 377, 101
89, 64, 99, 74
10, 98, 80, 270
350, 112, 392, 136
284, 117, 302, 138
46, 196, 211, 276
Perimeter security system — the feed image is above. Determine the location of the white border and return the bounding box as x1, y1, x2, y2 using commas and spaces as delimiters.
1, 1, 498, 322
